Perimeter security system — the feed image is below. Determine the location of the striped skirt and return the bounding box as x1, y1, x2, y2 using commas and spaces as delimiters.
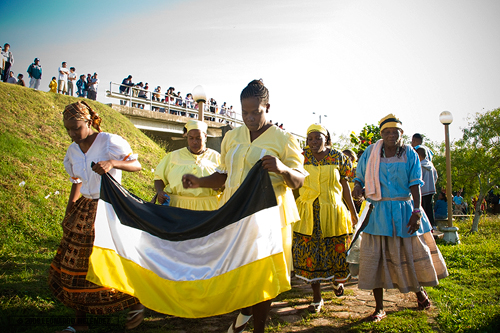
358, 232, 449, 293
48, 197, 139, 314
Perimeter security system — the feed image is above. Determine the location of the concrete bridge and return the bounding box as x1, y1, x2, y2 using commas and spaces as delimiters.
107, 84, 306, 151
109, 103, 235, 151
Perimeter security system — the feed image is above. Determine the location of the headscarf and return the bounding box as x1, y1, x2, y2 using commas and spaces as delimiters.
185, 120, 208, 134
379, 113, 403, 132
63, 100, 102, 132
306, 124, 328, 137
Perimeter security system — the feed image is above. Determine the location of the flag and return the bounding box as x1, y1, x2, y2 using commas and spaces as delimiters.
87, 160, 290, 318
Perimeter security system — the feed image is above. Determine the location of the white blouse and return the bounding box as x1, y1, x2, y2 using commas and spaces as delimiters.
63, 132, 137, 199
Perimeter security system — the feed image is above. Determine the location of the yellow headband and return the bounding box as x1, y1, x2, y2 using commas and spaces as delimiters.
379, 113, 403, 132
185, 120, 208, 134
306, 124, 328, 137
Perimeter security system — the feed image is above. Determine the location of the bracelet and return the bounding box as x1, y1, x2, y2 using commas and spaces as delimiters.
412, 208, 422, 218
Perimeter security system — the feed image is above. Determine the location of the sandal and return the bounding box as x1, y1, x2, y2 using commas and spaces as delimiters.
368, 310, 386, 322
307, 298, 324, 313
227, 313, 252, 333
333, 283, 344, 297
125, 306, 145, 330
417, 289, 431, 310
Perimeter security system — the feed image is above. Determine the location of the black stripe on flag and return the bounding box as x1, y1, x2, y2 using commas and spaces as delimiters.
99, 160, 277, 241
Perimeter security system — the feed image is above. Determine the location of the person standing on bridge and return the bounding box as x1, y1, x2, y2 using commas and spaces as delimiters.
154, 120, 221, 210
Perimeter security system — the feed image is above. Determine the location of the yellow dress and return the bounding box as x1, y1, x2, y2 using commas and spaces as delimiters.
218, 125, 305, 272
292, 147, 353, 282
154, 147, 220, 210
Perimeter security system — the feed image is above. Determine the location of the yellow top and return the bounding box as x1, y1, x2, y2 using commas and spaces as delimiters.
218, 125, 305, 228
294, 148, 353, 237
154, 147, 221, 210
49, 80, 57, 93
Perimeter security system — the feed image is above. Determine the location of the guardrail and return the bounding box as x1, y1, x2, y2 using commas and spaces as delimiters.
106, 82, 243, 125
106, 82, 306, 145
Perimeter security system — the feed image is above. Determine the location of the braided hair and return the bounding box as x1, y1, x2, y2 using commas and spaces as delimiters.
240, 79, 269, 105
63, 100, 102, 132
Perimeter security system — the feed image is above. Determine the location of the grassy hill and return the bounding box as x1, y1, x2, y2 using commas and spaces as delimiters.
0, 82, 165, 255
0, 82, 166, 331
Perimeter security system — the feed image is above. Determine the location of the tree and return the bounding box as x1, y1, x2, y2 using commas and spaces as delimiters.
451, 108, 500, 232
350, 124, 381, 155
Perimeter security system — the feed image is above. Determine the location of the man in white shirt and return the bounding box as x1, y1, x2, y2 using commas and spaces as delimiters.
57, 62, 69, 94
68, 67, 77, 96
1, 43, 14, 83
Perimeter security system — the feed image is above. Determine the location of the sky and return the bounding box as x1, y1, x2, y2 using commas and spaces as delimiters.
1, 0, 499, 145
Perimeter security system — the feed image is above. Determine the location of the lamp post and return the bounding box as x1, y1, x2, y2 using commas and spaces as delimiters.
312, 112, 327, 124
192, 85, 207, 121
439, 111, 460, 244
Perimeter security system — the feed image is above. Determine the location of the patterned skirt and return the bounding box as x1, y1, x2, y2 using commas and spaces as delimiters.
292, 199, 352, 283
48, 197, 139, 314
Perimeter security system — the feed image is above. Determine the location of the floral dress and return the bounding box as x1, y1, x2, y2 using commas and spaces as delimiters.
292, 147, 353, 283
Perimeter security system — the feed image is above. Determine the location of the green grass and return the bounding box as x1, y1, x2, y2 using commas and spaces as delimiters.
428, 217, 500, 333
345, 217, 500, 333
0, 83, 165, 332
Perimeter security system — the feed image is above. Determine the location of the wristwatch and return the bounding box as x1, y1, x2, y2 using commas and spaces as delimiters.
412, 208, 422, 218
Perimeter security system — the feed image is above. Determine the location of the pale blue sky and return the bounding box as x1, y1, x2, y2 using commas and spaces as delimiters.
1, 0, 499, 144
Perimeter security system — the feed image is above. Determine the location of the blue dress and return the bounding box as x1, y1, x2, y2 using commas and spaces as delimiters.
354, 143, 448, 293
354, 144, 432, 237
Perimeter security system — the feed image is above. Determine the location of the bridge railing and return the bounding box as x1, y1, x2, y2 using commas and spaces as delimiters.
107, 82, 306, 145
106, 82, 243, 126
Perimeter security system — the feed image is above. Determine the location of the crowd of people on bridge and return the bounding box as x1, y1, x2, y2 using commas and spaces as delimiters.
49, 79, 448, 333
117, 74, 237, 122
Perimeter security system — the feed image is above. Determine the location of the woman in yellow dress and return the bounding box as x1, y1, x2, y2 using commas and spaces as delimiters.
182, 79, 306, 333
154, 120, 220, 210
293, 124, 358, 313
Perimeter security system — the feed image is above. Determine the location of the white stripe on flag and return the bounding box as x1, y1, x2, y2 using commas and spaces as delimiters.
93, 200, 284, 281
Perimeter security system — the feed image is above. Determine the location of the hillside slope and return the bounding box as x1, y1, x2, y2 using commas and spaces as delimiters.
0, 82, 165, 255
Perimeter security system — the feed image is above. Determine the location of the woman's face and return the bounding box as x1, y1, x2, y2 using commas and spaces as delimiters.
64, 118, 91, 144
187, 129, 207, 154
307, 132, 327, 154
381, 127, 402, 147
241, 97, 268, 133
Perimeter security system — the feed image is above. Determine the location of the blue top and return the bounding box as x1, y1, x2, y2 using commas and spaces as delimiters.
27, 63, 42, 79
453, 195, 464, 205
355, 144, 431, 238
434, 199, 448, 218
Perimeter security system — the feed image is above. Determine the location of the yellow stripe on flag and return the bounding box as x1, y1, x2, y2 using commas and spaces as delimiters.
86, 246, 291, 318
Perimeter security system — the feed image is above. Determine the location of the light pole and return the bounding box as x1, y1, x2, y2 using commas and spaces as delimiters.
312, 112, 327, 124
192, 85, 207, 121
439, 111, 460, 244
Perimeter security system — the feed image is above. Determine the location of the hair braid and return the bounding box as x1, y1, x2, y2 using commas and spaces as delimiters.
240, 79, 269, 104
63, 100, 102, 132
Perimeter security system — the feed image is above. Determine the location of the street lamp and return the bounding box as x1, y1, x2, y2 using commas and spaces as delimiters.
439, 111, 460, 244
192, 85, 207, 121
312, 112, 327, 124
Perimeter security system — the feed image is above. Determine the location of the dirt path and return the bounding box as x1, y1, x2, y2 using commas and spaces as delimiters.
134, 276, 435, 332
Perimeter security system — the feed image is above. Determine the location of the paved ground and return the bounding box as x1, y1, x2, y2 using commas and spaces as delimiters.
136, 276, 434, 332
